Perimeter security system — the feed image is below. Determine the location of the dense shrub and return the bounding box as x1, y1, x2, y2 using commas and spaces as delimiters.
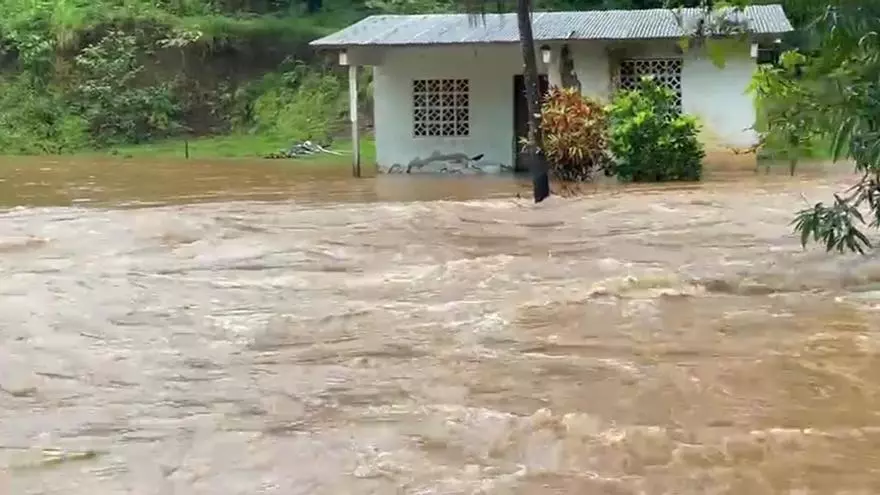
69, 31, 181, 146
749, 51, 826, 175
247, 60, 345, 143
607, 77, 704, 182
539, 86, 612, 181
0, 75, 90, 154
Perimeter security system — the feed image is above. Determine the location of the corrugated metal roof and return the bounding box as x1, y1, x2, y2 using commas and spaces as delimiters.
310, 4, 793, 48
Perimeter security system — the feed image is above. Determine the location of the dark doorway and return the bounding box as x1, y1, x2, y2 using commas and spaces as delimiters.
513, 74, 550, 173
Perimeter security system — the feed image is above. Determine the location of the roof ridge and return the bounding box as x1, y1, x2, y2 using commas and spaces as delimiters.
362, 4, 784, 19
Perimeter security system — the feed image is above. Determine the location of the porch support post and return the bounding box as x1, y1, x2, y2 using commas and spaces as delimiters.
348, 64, 361, 178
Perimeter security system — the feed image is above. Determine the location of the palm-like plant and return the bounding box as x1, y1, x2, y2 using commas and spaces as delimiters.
667, 0, 880, 253
782, 1, 880, 253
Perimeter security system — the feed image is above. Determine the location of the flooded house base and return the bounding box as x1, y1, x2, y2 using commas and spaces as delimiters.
310, 5, 793, 176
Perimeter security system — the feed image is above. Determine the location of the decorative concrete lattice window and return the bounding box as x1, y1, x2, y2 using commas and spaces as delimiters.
412, 79, 470, 137
617, 59, 683, 111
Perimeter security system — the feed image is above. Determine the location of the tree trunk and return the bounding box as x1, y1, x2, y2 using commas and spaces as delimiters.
515, 0, 550, 203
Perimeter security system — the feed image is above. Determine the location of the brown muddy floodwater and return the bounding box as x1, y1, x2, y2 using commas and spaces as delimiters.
2, 157, 880, 494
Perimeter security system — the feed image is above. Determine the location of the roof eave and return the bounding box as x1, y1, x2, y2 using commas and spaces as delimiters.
309, 30, 792, 50
308, 5, 794, 48
309, 40, 524, 49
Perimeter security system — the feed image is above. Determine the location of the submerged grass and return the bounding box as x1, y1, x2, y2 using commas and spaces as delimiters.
96, 134, 377, 165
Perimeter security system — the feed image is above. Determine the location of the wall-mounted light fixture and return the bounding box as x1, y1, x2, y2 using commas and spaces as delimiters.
540, 45, 552, 64
749, 43, 759, 59
338, 50, 349, 66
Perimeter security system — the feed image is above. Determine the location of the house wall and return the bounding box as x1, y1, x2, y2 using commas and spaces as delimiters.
548, 41, 680, 103
371, 44, 546, 174
551, 40, 758, 156
367, 40, 758, 175
546, 42, 613, 101
681, 44, 759, 153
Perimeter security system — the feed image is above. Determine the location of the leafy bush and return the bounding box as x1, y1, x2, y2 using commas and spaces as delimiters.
69, 30, 181, 146
0, 75, 90, 154
749, 50, 826, 174
539, 86, 611, 181
607, 76, 704, 182
247, 60, 345, 143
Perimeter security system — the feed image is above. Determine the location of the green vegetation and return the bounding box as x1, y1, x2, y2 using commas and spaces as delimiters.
539, 86, 611, 181
0, 0, 371, 157
538, 80, 704, 184
607, 77, 704, 182
723, 0, 880, 253
750, 51, 831, 173
777, 1, 880, 254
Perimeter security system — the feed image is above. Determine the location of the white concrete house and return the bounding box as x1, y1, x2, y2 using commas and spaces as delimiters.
310, 5, 793, 175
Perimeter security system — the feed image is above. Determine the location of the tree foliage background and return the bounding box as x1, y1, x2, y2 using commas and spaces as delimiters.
774, 1, 880, 254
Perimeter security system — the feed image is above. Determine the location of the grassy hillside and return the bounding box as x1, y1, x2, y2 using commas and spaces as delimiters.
0, 0, 376, 156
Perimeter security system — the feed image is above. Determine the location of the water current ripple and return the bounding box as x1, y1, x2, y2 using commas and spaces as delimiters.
2, 161, 880, 493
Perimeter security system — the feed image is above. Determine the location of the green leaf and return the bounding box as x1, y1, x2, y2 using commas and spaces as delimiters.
854, 228, 872, 249
798, 217, 811, 247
